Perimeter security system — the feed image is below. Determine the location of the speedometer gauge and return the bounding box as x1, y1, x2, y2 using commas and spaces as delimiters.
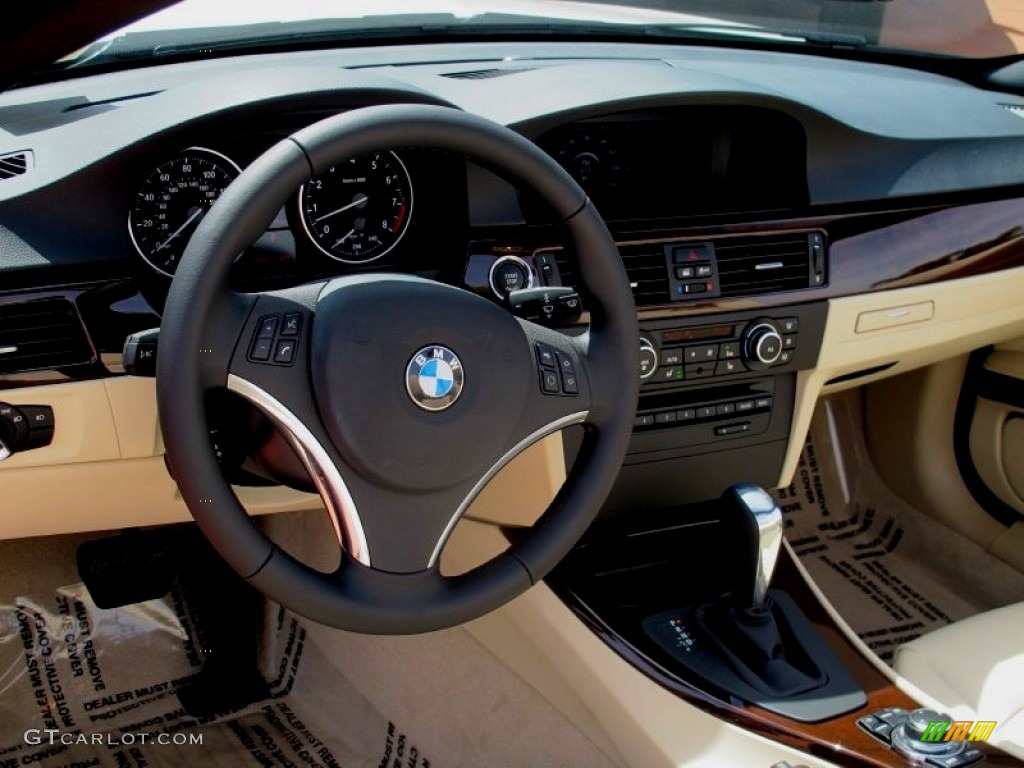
128, 147, 241, 276
299, 151, 412, 264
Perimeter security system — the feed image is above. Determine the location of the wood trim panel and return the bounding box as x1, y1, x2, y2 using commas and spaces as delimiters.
470, 195, 1024, 320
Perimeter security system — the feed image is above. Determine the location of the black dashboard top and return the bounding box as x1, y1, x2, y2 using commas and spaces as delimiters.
2, 40, 1024, 289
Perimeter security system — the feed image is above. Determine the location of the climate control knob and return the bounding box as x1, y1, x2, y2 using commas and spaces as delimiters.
742, 320, 784, 369
638, 338, 658, 380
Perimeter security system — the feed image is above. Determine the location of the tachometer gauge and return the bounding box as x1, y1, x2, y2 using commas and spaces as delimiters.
299, 151, 412, 264
128, 147, 241, 276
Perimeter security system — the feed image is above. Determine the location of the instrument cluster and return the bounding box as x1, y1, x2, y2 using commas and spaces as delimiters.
126, 141, 443, 289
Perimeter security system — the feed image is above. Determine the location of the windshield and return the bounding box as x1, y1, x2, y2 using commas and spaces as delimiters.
60, 0, 1024, 70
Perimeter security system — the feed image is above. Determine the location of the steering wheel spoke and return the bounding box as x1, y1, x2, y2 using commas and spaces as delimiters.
224, 281, 373, 565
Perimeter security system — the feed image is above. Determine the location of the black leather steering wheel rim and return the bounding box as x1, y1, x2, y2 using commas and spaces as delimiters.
157, 104, 638, 633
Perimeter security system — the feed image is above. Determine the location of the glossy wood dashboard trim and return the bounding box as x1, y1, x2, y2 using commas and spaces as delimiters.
548, 548, 1017, 767
470, 195, 1024, 322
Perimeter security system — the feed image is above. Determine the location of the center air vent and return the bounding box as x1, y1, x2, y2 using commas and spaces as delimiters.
552, 243, 670, 308
552, 230, 825, 309
0, 298, 95, 375
715, 232, 823, 297
0, 150, 32, 181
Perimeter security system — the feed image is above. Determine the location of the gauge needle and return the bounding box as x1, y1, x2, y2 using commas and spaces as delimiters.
315, 195, 368, 223
154, 208, 204, 252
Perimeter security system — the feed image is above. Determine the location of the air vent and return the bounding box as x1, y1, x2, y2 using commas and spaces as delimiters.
441, 67, 535, 80
553, 244, 670, 308
0, 150, 32, 181
552, 231, 823, 308
0, 298, 94, 374
715, 233, 817, 297
619, 244, 671, 306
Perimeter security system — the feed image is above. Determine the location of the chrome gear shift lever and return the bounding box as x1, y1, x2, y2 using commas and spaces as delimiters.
723, 484, 783, 609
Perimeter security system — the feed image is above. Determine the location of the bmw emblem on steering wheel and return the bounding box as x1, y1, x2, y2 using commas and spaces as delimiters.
405, 345, 465, 411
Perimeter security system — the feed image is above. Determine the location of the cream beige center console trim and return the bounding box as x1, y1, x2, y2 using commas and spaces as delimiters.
780, 265, 1024, 487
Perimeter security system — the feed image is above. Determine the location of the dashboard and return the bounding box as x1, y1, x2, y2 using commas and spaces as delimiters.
4, 40, 1024, 534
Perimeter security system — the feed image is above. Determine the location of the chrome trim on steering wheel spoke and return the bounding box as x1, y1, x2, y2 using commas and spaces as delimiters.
226, 374, 370, 566
427, 410, 589, 569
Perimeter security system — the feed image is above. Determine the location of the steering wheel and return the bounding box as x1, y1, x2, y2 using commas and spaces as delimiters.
156, 104, 639, 634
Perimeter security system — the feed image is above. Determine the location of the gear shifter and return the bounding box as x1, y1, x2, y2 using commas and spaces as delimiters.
726, 484, 783, 609
642, 483, 866, 722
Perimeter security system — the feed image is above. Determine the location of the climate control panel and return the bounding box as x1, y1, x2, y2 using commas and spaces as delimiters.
637, 311, 816, 388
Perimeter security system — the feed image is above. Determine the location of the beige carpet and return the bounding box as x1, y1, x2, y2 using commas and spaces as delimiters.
778, 393, 1024, 664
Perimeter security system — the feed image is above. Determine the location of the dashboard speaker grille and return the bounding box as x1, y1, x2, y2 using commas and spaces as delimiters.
0, 150, 32, 180
0, 298, 95, 374
441, 67, 536, 80
715, 233, 813, 296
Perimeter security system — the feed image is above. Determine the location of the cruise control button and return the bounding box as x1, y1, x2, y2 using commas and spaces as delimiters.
273, 339, 296, 364
281, 313, 302, 336
250, 337, 272, 361
257, 315, 279, 339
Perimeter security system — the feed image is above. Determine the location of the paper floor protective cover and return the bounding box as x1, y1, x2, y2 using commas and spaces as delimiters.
0, 531, 438, 768
778, 393, 1024, 664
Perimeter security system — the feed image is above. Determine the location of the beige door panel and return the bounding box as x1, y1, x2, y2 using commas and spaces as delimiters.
969, 397, 1024, 513
959, 341, 1024, 517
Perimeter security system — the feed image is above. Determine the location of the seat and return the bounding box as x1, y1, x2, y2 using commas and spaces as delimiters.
893, 602, 1024, 759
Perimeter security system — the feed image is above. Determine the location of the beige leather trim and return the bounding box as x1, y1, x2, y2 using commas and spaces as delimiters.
969, 397, 1024, 513
0, 378, 322, 540
780, 265, 1024, 488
